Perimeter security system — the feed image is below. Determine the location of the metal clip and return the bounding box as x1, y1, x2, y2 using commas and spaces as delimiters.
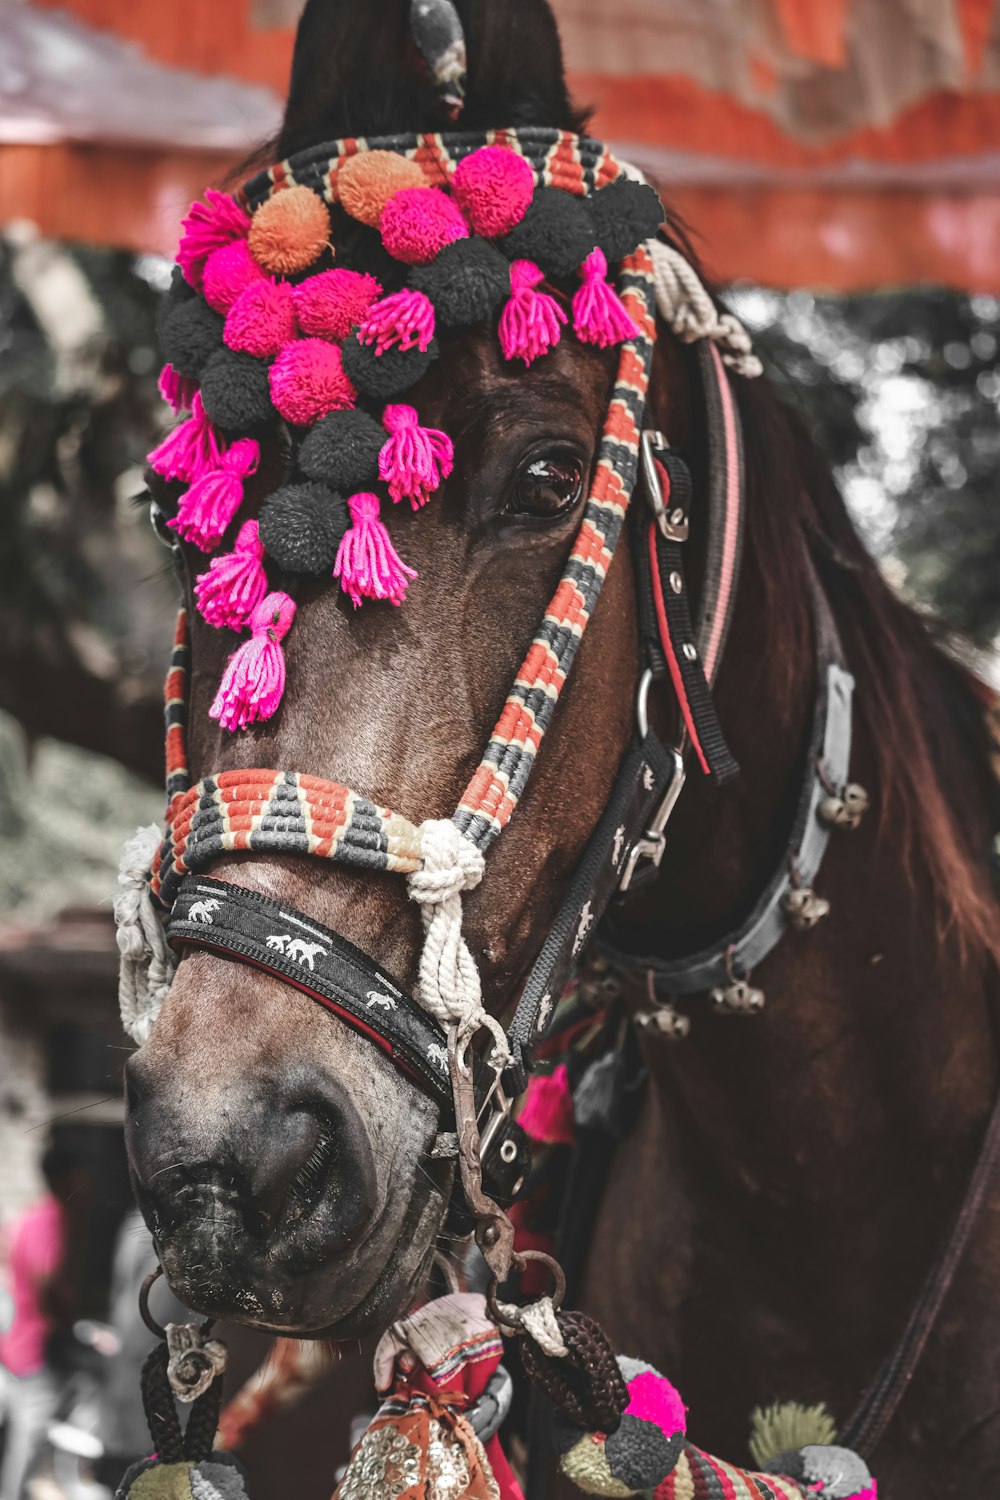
448, 1031, 516, 1285
641, 430, 688, 541
619, 695, 686, 894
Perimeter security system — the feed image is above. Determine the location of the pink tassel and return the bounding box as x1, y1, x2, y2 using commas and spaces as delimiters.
209, 591, 296, 733
147, 394, 224, 484
177, 190, 251, 291
194, 519, 267, 630
499, 260, 567, 365
357, 289, 436, 355
573, 248, 641, 348
157, 363, 198, 414
169, 438, 260, 552
378, 405, 454, 509
518, 1064, 575, 1146
334, 492, 417, 609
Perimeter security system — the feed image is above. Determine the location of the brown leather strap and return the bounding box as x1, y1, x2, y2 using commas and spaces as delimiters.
839, 1085, 1000, 1457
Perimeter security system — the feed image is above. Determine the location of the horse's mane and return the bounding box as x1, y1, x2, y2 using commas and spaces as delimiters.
720, 279, 1000, 966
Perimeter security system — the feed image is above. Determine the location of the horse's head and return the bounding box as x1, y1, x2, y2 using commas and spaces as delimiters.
124, 0, 689, 1336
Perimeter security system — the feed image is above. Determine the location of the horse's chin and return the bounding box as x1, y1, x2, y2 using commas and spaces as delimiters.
151, 1155, 451, 1338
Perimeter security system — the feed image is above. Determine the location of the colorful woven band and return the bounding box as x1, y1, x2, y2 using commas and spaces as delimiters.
239, 126, 623, 212
152, 128, 657, 905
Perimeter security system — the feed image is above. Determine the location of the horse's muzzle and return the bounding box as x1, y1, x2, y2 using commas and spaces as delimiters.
124, 1049, 381, 1326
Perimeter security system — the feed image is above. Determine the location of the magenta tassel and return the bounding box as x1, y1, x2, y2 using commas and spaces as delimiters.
357, 288, 436, 355
169, 438, 260, 552
147, 394, 224, 484
157, 363, 198, 414
519, 1064, 575, 1146
177, 190, 251, 291
573, 248, 641, 348
378, 404, 454, 509
194, 519, 267, 630
499, 259, 567, 365
209, 591, 296, 733
334, 492, 417, 609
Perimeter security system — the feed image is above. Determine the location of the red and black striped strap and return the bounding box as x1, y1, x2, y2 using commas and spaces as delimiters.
637, 442, 739, 783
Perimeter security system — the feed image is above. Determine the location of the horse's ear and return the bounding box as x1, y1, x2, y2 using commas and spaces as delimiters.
276, 0, 582, 159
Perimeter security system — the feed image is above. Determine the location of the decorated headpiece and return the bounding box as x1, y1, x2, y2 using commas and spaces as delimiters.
148, 129, 665, 733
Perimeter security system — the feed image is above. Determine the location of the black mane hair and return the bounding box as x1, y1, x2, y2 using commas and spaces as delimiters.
256, 0, 586, 169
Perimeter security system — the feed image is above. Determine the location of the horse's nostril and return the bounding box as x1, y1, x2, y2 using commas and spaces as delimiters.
127, 1072, 378, 1258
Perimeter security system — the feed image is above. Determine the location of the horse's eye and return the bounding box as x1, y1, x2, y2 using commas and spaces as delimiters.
148, 498, 176, 549
508, 452, 586, 520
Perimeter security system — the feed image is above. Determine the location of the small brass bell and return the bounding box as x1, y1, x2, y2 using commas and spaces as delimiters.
710, 978, 765, 1015
819, 780, 869, 829
783, 885, 830, 931
635, 1002, 690, 1040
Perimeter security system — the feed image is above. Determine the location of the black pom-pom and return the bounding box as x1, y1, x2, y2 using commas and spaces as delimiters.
199, 349, 273, 433
604, 1417, 683, 1491
589, 180, 664, 266
298, 409, 384, 491
410, 239, 511, 329
259, 482, 347, 575
340, 335, 438, 400
156, 266, 196, 345
159, 297, 224, 380
501, 188, 595, 279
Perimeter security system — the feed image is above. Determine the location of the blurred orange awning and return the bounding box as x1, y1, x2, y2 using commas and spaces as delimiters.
1, 0, 998, 290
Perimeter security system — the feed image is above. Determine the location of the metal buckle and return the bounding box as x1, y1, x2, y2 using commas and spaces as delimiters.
641, 430, 688, 541
618, 679, 686, 894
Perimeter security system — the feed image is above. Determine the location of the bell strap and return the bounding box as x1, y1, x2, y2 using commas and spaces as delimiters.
166, 875, 452, 1109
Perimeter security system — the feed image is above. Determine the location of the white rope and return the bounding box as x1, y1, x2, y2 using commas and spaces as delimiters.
494, 1295, 568, 1357
114, 824, 175, 1046
407, 818, 509, 1065
519, 1296, 569, 1357
647, 239, 763, 379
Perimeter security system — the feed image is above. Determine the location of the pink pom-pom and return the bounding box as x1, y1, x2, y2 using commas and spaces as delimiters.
378, 404, 453, 509
147, 393, 224, 483
518, 1065, 575, 1146
380, 187, 468, 265
194, 519, 267, 629
292, 269, 382, 341
224, 279, 296, 357
202, 239, 266, 313
573, 248, 641, 348
209, 591, 296, 733
157, 364, 198, 414
269, 339, 357, 426
334, 492, 416, 608
169, 438, 260, 551
358, 289, 435, 356
177, 190, 250, 291
451, 146, 535, 237
499, 260, 566, 365
625, 1370, 687, 1436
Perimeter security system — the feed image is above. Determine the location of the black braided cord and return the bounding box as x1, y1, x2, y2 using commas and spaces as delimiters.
519, 1310, 629, 1435
139, 1343, 185, 1464
184, 1373, 225, 1462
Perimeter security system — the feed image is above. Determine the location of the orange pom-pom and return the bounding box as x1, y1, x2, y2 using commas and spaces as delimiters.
248, 186, 330, 274
337, 152, 425, 228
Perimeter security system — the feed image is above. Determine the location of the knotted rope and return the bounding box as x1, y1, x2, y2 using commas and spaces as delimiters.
647, 239, 763, 379
115, 825, 175, 1046
407, 818, 509, 1064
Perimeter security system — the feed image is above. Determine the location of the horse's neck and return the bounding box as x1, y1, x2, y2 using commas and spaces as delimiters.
591, 450, 1000, 1467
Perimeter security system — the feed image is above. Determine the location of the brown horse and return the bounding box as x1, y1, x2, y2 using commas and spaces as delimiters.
126, 2, 1000, 1495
